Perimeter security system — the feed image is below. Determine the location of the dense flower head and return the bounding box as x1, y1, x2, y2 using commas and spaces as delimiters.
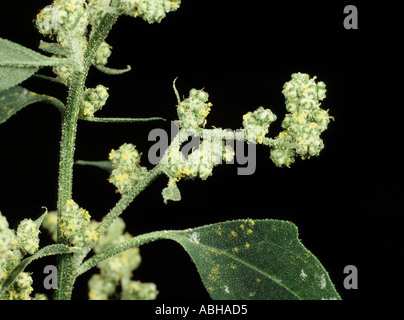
60, 199, 99, 246
36, 0, 89, 48
177, 89, 212, 129
16, 219, 40, 255
94, 41, 112, 66
270, 73, 332, 167
119, 0, 181, 23
0, 213, 18, 253
121, 280, 158, 300
79, 84, 109, 117
161, 136, 235, 203
242, 107, 277, 144
108, 143, 149, 195
0, 212, 40, 300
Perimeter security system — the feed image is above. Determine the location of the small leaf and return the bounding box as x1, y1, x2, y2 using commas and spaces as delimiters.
75, 160, 113, 172
38, 41, 69, 56
94, 64, 132, 75
0, 86, 65, 125
35, 207, 49, 228
0, 244, 80, 298
0, 37, 74, 91
165, 219, 341, 300
162, 184, 181, 204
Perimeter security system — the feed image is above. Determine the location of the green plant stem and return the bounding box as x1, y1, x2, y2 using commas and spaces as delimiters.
96, 164, 164, 237
54, 11, 119, 300
80, 116, 166, 123
77, 230, 170, 277
72, 163, 164, 272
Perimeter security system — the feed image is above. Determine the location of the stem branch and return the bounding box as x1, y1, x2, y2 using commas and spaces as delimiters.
54, 11, 119, 300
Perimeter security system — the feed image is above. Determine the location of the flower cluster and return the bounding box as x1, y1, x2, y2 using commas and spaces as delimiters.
108, 143, 149, 195
88, 0, 112, 27
42, 211, 58, 242
119, 0, 181, 23
59, 199, 99, 247
270, 73, 333, 167
35, 0, 182, 68
79, 84, 109, 117
94, 41, 112, 66
177, 89, 212, 129
242, 106, 277, 144
0, 212, 41, 300
88, 218, 158, 300
162, 136, 235, 203
16, 219, 40, 255
36, 0, 89, 47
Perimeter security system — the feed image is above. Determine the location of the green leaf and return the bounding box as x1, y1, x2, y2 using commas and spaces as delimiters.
38, 41, 69, 56
75, 160, 113, 172
35, 207, 49, 228
94, 64, 132, 75
0, 67, 39, 93
0, 244, 80, 298
165, 219, 341, 300
0, 86, 65, 125
0, 38, 73, 91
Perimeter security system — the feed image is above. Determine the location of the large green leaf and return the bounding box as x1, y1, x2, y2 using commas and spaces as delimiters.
0, 86, 65, 125
0, 38, 73, 91
0, 244, 80, 298
165, 219, 341, 300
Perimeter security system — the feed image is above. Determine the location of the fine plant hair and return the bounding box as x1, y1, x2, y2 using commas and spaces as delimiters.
0, 0, 339, 300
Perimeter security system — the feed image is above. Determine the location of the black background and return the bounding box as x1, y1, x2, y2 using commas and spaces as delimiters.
0, 0, 402, 301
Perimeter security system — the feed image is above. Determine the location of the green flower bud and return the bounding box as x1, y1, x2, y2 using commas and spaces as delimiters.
0, 212, 18, 253
162, 179, 182, 204
119, 0, 181, 24
121, 280, 158, 300
271, 73, 332, 167
33, 293, 48, 300
89, 217, 145, 300
41, 211, 58, 242
60, 200, 99, 247
0, 249, 23, 287
80, 85, 109, 118
243, 107, 277, 144
36, 0, 89, 44
52, 65, 75, 86
94, 41, 112, 66
177, 89, 212, 129
88, 274, 116, 300
88, 0, 112, 26
108, 143, 149, 194
16, 219, 40, 255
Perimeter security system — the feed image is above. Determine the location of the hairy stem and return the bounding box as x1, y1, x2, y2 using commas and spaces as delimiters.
97, 164, 164, 236
73, 163, 164, 267
80, 116, 166, 123
54, 11, 119, 300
